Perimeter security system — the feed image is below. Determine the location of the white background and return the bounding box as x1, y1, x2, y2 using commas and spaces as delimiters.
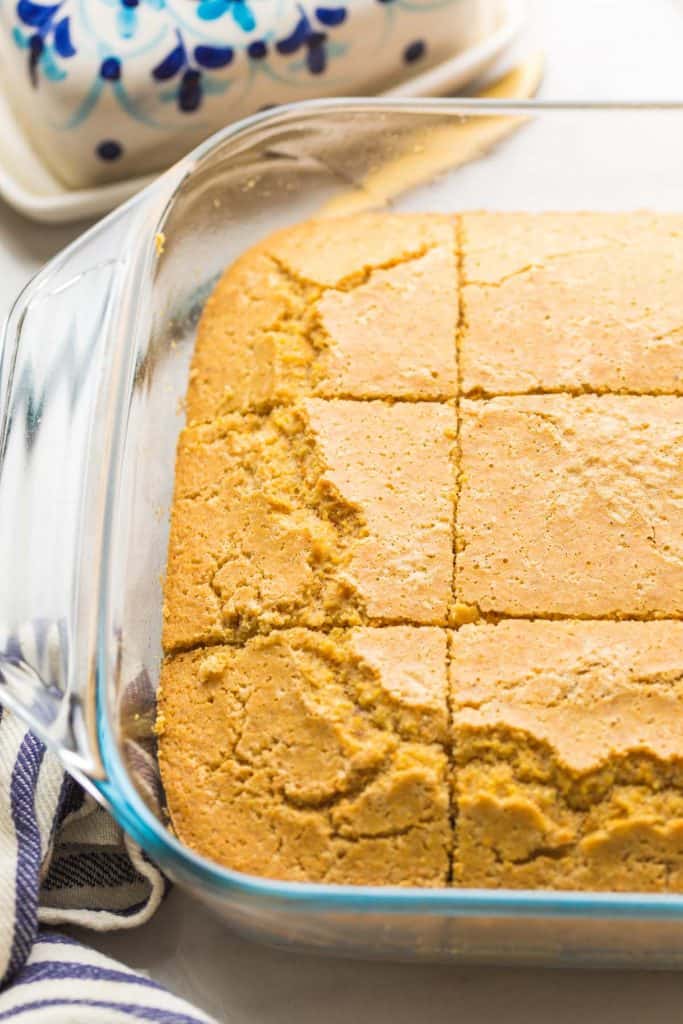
3, 1, 683, 1020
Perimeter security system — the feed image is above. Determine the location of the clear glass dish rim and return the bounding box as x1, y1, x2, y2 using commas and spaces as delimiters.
92, 95, 683, 919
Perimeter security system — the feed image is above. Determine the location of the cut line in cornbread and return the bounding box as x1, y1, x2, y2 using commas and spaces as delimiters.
163, 398, 455, 650
186, 213, 456, 420
158, 628, 450, 884
461, 211, 683, 396
457, 394, 683, 618
451, 620, 683, 891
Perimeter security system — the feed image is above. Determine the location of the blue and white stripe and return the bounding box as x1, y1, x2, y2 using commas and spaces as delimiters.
0, 623, 215, 1022
0, 933, 214, 1022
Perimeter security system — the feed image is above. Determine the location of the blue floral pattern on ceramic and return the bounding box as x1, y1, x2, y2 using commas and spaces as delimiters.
106, 0, 166, 42
275, 6, 346, 74
196, 0, 255, 29
153, 27, 232, 110
13, 0, 76, 85
0, 0, 493, 186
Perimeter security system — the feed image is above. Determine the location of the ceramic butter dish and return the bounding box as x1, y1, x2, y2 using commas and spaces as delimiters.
0, 0, 506, 187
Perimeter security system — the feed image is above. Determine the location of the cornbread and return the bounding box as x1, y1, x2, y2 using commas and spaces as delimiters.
159, 211, 683, 891
451, 621, 683, 890
158, 628, 450, 884
163, 398, 455, 651
456, 395, 683, 618
186, 213, 457, 420
461, 212, 683, 395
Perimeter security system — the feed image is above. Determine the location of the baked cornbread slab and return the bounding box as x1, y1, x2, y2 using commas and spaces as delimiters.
451, 620, 683, 890
163, 398, 455, 650
160, 210, 683, 890
457, 394, 683, 618
157, 628, 450, 885
187, 213, 457, 420
461, 211, 683, 396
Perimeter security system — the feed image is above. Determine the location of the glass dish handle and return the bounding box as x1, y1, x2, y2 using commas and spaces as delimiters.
0, 251, 129, 784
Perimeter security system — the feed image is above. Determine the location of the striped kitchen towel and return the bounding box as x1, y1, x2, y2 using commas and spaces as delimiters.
0, 707, 215, 1022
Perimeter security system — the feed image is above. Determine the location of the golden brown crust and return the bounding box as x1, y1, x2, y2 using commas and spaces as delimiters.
461, 211, 683, 396
457, 394, 683, 618
315, 246, 457, 401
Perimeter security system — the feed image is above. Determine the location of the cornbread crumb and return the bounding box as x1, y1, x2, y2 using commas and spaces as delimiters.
450, 602, 480, 625
163, 398, 455, 651
451, 620, 683, 890
158, 629, 450, 884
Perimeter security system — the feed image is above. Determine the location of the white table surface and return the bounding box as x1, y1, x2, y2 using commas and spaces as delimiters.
3, 1, 683, 1019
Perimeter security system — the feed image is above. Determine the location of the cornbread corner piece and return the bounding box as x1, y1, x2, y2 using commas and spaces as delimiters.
157, 628, 450, 885
460, 211, 683, 395
451, 620, 683, 891
186, 213, 457, 421
162, 398, 455, 651
457, 394, 683, 618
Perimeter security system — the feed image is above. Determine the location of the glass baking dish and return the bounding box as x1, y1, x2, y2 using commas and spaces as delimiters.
3, 98, 683, 969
